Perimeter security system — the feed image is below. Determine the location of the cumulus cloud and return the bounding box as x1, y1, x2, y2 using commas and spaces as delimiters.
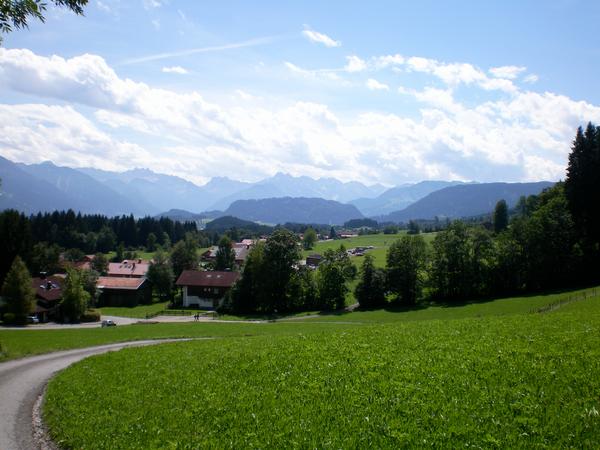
366, 78, 389, 91
2, 48, 600, 185
302, 28, 341, 47
489, 65, 527, 79
344, 55, 367, 73
161, 65, 187, 74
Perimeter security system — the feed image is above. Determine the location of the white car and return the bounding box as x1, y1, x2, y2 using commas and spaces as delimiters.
101, 319, 117, 327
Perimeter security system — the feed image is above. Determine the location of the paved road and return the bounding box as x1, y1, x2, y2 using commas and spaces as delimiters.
0, 339, 191, 450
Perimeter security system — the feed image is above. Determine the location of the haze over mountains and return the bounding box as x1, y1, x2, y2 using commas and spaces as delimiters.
0, 156, 555, 224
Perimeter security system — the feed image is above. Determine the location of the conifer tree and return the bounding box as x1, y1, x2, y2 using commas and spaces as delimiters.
1, 256, 35, 324
493, 199, 508, 233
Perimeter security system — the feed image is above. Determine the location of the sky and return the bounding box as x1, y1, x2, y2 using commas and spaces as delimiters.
1, 0, 600, 187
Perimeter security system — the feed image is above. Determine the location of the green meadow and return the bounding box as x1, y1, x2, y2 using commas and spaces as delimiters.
23, 286, 599, 448
302, 232, 437, 268
98, 301, 171, 318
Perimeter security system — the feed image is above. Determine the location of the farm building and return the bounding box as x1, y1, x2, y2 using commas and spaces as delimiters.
97, 276, 152, 307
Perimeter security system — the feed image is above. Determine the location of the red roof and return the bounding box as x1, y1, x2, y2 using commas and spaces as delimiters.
32, 276, 63, 302
176, 270, 240, 288
107, 260, 150, 277
97, 276, 147, 290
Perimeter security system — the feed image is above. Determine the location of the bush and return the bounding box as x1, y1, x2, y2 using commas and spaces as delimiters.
80, 309, 101, 323
2, 312, 27, 325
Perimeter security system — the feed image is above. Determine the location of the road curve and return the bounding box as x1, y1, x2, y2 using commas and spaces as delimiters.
0, 339, 192, 450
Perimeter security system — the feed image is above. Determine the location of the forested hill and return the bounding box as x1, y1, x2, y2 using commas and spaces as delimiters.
224, 197, 364, 225
380, 182, 554, 222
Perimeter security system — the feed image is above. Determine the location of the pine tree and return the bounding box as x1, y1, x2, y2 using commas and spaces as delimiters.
1, 256, 35, 324
565, 122, 600, 280
493, 199, 508, 233
355, 254, 386, 308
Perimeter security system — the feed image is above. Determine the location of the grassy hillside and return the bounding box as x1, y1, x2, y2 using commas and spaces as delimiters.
43, 291, 600, 448
302, 232, 436, 268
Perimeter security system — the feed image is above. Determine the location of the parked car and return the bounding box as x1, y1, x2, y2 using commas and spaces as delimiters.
101, 319, 117, 327
27, 315, 39, 324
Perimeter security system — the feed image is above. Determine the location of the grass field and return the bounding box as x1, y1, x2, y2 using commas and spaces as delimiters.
98, 301, 170, 318
1, 286, 597, 362
303, 232, 436, 268
43, 292, 600, 448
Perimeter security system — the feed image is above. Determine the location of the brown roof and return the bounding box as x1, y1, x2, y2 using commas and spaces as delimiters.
176, 270, 240, 288
32, 276, 63, 302
202, 246, 249, 263
107, 260, 150, 277
97, 276, 147, 290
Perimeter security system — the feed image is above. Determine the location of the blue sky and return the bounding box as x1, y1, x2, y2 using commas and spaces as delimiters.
1, 0, 599, 186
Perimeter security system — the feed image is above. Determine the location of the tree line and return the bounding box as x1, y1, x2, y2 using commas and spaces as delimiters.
222, 123, 600, 313
0, 210, 201, 284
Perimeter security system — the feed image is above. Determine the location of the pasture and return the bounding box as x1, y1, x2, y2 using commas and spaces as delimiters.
303, 232, 436, 268
43, 292, 600, 448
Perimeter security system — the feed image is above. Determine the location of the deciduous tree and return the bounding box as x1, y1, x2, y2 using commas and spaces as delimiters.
0, 0, 88, 43
302, 227, 317, 250
61, 268, 89, 322
147, 248, 174, 300
215, 235, 235, 270
386, 235, 427, 304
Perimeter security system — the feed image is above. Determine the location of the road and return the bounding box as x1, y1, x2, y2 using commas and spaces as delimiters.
0, 339, 192, 450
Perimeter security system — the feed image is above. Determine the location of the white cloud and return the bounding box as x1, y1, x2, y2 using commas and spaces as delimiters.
302, 28, 341, 48
405, 56, 517, 93
284, 61, 341, 81
2, 48, 600, 185
161, 65, 187, 74
366, 78, 389, 91
143, 0, 167, 9
151, 19, 160, 30
96, 1, 111, 13
373, 54, 405, 69
489, 65, 527, 79
344, 55, 367, 73
524, 73, 539, 84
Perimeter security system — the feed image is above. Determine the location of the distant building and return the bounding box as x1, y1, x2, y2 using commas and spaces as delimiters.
201, 244, 250, 265
107, 259, 150, 278
73, 254, 96, 271
31, 275, 64, 322
176, 270, 240, 309
97, 276, 152, 307
306, 254, 323, 267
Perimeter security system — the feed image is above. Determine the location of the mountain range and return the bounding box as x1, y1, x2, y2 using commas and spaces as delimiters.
379, 182, 555, 222
224, 197, 363, 225
0, 156, 555, 224
0, 157, 386, 215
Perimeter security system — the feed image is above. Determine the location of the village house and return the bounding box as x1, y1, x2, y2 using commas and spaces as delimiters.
97, 276, 152, 307
176, 270, 240, 309
31, 274, 64, 322
107, 259, 150, 278
201, 242, 251, 266
306, 253, 323, 268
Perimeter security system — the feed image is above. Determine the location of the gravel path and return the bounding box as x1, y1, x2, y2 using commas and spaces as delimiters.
0, 339, 193, 450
